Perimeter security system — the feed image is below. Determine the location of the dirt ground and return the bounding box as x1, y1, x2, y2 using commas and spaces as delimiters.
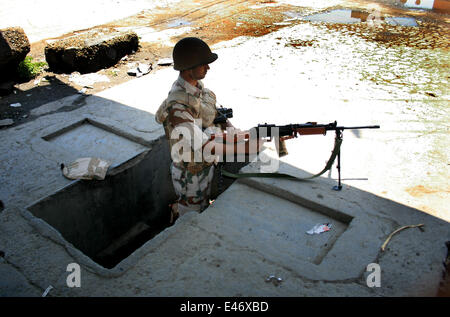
0, 0, 448, 126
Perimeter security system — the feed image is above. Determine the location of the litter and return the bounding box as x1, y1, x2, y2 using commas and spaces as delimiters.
42, 285, 53, 297
381, 224, 424, 251
306, 223, 332, 235
10, 103, 21, 108
157, 58, 173, 66
69, 72, 110, 87
61, 157, 111, 180
127, 63, 152, 77
78, 88, 87, 95
265, 275, 283, 286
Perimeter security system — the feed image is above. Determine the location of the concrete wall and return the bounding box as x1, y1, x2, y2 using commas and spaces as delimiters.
27, 136, 176, 268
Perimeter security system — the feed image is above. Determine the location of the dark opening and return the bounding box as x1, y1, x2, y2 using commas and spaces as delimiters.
27, 138, 176, 269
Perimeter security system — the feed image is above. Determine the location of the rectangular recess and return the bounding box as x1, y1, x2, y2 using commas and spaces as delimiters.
42, 118, 149, 166
235, 184, 352, 265
26, 138, 175, 269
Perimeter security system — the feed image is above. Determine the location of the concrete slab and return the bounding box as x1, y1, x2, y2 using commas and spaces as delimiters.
0, 86, 179, 275
0, 91, 447, 296
235, 156, 449, 295
0, 258, 41, 297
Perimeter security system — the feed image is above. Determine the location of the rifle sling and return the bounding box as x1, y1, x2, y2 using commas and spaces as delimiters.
221, 135, 343, 181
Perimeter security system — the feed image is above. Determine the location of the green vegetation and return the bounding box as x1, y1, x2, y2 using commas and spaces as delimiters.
17, 56, 47, 80
109, 69, 119, 77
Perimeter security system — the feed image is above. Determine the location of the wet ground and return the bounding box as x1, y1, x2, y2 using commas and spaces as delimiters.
0, 1, 449, 216
1, 0, 448, 123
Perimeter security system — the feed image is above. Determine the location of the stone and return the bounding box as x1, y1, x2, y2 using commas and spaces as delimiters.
45, 29, 139, 74
157, 58, 173, 66
127, 63, 151, 77
68, 72, 110, 87
0, 119, 14, 127
0, 27, 30, 81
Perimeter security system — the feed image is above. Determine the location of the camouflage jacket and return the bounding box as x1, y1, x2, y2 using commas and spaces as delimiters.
156, 76, 222, 174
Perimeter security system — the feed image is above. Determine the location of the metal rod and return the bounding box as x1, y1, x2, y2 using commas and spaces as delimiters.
333, 130, 343, 191
335, 125, 380, 130
337, 152, 342, 190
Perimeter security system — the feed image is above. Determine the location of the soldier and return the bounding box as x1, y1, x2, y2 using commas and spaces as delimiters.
155, 37, 263, 222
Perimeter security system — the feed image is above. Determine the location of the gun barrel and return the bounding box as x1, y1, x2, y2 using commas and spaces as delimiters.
334, 125, 380, 130
255, 123, 380, 138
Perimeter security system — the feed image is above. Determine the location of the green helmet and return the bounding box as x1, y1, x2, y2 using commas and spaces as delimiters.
173, 37, 218, 71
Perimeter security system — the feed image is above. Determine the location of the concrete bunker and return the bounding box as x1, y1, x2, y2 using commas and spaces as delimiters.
24, 117, 246, 271
26, 118, 177, 270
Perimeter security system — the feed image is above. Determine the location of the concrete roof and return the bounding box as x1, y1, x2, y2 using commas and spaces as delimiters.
0, 78, 448, 296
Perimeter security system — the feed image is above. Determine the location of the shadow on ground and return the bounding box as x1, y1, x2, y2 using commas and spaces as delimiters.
0, 76, 81, 127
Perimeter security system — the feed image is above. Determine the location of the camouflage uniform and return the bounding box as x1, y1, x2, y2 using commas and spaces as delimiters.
156, 75, 222, 216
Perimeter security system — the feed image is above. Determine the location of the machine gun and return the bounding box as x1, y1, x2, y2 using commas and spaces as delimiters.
254, 121, 380, 190
255, 121, 380, 139
217, 120, 380, 191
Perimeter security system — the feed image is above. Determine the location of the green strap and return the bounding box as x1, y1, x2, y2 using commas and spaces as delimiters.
221, 135, 343, 181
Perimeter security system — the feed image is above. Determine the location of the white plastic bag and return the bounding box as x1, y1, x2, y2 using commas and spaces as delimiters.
306, 223, 332, 235
62, 157, 111, 180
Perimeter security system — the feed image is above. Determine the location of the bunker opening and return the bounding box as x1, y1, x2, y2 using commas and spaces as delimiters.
26, 118, 246, 270
27, 136, 177, 269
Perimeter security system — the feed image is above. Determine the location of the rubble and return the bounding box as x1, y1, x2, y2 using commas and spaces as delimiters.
0, 27, 30, 82
45, 29, 139, 73
68, 72, 110, 87
127, 63, 152, 77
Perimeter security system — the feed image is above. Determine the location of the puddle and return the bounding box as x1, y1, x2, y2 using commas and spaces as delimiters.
167, 19, 192, 28
401, 0, 450, 13
384, 17, 418, 27
301, 9, 418, 27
